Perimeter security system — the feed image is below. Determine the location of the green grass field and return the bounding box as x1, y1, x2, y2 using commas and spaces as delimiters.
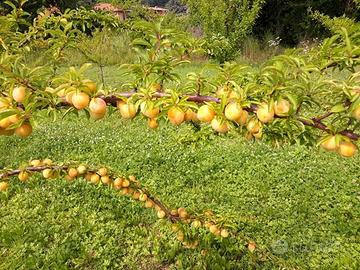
0, 113, 359, 269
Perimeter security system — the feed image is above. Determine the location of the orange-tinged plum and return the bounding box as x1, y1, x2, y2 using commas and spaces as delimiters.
211, 118, 230, 133
18, 171, 29, 182
184, 108, 198, 122
0, 181, 9, 191
141, 102, 160, 118
15, 122, 32, 138
89, 98, 106, 114
256, 103, 275, 123
147, 118, 159, 129
168, 106, 185, 126
117, 101, 137, 119
225, 102, 242, 121
320, 136, 337, 152
72, 92, 90, 110
68, 168, 78, 178
197, 105, 215, 123
235, 110, 248, 125
338, 141, 357, 157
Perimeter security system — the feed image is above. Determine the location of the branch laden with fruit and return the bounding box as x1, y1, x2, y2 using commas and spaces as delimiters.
0, 3, 359, 157
0, 159, 267, 252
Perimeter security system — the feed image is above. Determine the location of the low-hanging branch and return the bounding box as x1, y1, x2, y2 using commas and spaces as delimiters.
100, 93, 360, 141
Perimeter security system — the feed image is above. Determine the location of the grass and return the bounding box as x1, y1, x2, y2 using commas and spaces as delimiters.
0, 113, 359, 269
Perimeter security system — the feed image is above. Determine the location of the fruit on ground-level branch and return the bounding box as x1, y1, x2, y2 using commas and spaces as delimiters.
117, 101, 137, 119
321, 136, 337, 152
220, 229, 229, 238
338, 141, 357, 157
15, 122, 32, 138
89, 98, 106, 114
211, 118, 230, 133
98, 167, 108, 176
184, 108, 198, 122
167, 106, 185, 126
191, 220, 202, 228
256, 103, 275, 123
12, 86, 27, 103
0, 181, 9, 191
274, 99, 291, 116
72, 92, 90, 110
197, 105, 216, 123
90, 174, 100, 184
30, 160, 41, 166
43, 158, 53, 166
133, 191, 140, 200
77, 165, 87, 174
42, 169, 53, 179
144, 199, 154, 208
148, 118, 158, 129
122, 179, 130, 187
157, 210, 166, 219
139, 193, 148, 201
68, 168, 78, 178
209, 225, 218, 234
18, 171, 29, 182
178, 207, 188, 218
352, 106, 360, 121
101, 176, 112, 185
113, 178, 123, 189
225, 102, 243, 121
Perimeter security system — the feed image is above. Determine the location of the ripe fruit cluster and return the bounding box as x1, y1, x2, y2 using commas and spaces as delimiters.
320, 135, 357, 157
0, 87, 32, 138
0, 160, 232, 246
60, 80, 107, 120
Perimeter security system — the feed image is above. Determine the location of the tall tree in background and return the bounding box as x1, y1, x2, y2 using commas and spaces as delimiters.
253, 0, 360, 45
